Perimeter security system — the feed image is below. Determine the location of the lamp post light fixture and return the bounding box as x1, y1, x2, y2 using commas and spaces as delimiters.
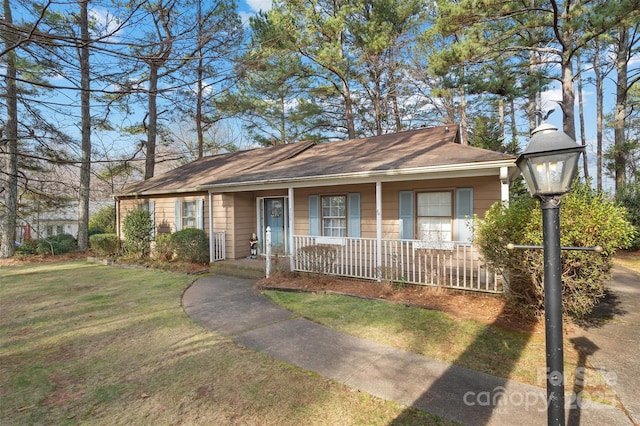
516, 122, 584, 426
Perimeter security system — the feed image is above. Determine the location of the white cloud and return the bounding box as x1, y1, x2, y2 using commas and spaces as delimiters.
540, 85, 563, 111
239, 11, 254, 26
245, 0, 272, 12
90, 7, 121, 41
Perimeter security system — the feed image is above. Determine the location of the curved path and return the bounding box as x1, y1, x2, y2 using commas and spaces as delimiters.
572, 266, 640, 425
183, 274, 633, 426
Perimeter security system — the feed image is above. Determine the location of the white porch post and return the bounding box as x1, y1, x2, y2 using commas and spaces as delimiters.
208, 191, 214, 263
376, 181, 382, 281
288, 187, 294, 271
265, 226, 272, 277
500, 166, 510, 206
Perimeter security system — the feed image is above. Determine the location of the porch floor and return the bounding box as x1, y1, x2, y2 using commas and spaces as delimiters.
210, 256, 291, 280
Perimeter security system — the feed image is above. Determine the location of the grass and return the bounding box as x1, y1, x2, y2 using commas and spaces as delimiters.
263, 291, 612, 396
0, 260, 453, 425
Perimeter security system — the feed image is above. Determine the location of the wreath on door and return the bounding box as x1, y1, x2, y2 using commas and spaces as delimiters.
270, 200, 283, 218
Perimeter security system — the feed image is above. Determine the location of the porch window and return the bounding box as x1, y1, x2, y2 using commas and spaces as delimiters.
322, 195, 346, 237
416, 191, 452, 242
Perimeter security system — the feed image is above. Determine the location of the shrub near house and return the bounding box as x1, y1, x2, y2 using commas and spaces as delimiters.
170, 228, 209, 264
120, 208, 210, 264
121, 209, 153, 260
476, 181, 636, 319
89, 234, 119, 257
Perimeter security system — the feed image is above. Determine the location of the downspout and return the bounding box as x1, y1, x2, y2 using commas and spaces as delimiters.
376, 181, 382, 282
288, 187, 294, 271
208, 191, 214, 263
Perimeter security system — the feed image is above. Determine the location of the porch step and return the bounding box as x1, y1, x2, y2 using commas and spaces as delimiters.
210, 259, 266, 280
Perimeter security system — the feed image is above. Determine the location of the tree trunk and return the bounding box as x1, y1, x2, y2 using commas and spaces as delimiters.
560, 51, 576, 140
509, 98, 518, 152
196, 0, 204, 158
342, 79, 356, 139
528, 41, 538, 132
459, 65, 467, 145
196, 56, 204, 157
557, 1, 576, 140
0, 0, 18, 258
141, 1, 173, 179
594, 38, 603, 192
145, 64, 159, 180
390, 72, 402, 132
576, 53, 589, 180
374, 69, 383, 136
614, 26, 628, 193
498, 96, 505, 143
77, 0, 92, 251
280, 95, 286, 144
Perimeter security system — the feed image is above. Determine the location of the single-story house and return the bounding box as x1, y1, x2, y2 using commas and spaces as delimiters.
115, 124, 517, 293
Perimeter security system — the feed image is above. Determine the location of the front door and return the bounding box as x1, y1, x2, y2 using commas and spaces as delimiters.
263, 198, 287, 254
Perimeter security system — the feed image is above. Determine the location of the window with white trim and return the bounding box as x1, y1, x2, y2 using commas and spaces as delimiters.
182, 201, 197, 229
174, 199, 204, 232
321, 195, 346, 237
416, 191, 452, 242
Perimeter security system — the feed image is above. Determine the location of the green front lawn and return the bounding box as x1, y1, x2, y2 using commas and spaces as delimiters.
0, 261, 450, 425
263, 290, 609, 394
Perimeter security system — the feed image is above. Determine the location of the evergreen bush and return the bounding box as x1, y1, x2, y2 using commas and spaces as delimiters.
122, 209, 153, 260
89, 205, 116, 234
476, 181, 635, 319
88, 227, 105, 236
89, 233, 119, 257
15, 238, 38, 255
616, 183, 640, 251
36, 234, 77, 255
170, 228, 209, 264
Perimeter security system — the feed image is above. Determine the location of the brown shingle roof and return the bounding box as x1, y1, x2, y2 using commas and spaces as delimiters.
117, 140, 316, 196
117, 125, 515, 196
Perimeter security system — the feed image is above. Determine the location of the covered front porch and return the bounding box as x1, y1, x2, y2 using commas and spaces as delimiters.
208, 174, 509, 295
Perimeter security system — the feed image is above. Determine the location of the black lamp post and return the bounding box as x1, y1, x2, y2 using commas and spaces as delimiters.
516, 122, 584, 426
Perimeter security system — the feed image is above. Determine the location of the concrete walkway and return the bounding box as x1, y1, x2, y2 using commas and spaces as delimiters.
571, 266, 640, 425
183, 274, 634, 426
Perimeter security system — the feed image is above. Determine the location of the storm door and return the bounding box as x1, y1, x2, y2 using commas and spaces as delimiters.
259, 197, 288, 255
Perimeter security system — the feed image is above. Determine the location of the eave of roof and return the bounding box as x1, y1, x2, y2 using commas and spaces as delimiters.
198, 159, 516, 192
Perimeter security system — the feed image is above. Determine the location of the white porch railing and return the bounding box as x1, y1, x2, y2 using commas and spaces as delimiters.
211, 231, 226, 262
292, 236, 502, 293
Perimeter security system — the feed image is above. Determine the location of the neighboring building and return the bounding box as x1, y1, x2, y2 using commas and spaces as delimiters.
18, 200, 112, 242
115, 125, 517, 293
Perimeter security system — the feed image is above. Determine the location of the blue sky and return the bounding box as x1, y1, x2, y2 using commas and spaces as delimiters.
238, 0, 272, 24
9, 0, 635, 193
